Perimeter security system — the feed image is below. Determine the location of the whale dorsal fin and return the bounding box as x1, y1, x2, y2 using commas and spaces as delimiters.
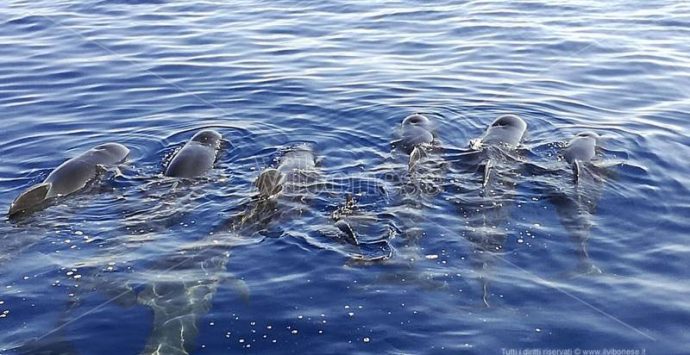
482, 160, 494, 188
9, 183, 51, 217
408, 146, 426, 171
255, 168, 284, 198
335, 219, 359, 246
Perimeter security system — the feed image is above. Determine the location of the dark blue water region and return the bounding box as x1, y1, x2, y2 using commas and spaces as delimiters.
1, 1, 690, 354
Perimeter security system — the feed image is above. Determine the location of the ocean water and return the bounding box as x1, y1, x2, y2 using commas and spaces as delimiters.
1, 0, 689, 354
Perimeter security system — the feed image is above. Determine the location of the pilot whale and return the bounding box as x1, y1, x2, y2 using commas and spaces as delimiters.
453, 114, 527, 306
563, 131, 598, 182
386, 114, 445, 239
136, 240, 249, 355
470, 114, 527, 187
255, 143, 317, 200
550, 131, 605, 274
397, 113, 436, 171
363, 113, 448, 287
134, 146, 320, 353
164, 130, 222, 178
225, 143, 322, 234
8, 143, 130, 217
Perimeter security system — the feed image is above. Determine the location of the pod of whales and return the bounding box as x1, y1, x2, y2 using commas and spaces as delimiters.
8, 142, 130, 217
6, 117, 619, 352
164, 129, 223, 178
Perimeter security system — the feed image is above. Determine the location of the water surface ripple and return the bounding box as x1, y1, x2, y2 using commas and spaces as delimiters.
1, 0, 689, 354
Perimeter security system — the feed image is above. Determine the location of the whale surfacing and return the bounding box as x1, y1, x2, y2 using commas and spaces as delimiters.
479, 114, 527, 149
8, 143, 130, 217
455, 114, 527, 306
255, 143, 317, 199
563, 131, 599, 184
398, 113, 436, 171
164, 130, 223, 178
551, 131, 605, 274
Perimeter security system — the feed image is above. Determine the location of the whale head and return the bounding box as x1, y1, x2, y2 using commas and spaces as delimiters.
93, 143, 130, 164
191, 130, 223, 149
490, 114, 526, 130
402, 113, 432, 129
481, 114, 527, 148
575, 131, 599, 141
564, 131, 599, 163
400, 114, 434, 154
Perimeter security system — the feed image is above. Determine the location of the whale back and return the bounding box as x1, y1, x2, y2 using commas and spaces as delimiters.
278, 145, 316, 173
255, 168, 284, 198
164, 145, 217, 178
8, 142, 129, 217
89, 143, 131, 164
254, 144, 317, 199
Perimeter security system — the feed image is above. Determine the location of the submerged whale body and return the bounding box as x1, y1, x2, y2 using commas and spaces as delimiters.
164, 130, 223, 178
8, 142, 130, 217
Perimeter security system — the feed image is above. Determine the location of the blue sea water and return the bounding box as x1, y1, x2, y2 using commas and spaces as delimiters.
1, 0, 689, 354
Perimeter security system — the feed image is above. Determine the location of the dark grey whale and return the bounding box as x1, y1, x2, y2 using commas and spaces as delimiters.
8, 143, 130, 217
563, 131, 598, 182
398, 113, 436, 170
477, 114, 527, 149
550, 131, 605, 274
164, 130, 222, 178
368, 113, 449, 287
454, 114, 527, 306
472, 114, 527, 187
255, 143, 317, 199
